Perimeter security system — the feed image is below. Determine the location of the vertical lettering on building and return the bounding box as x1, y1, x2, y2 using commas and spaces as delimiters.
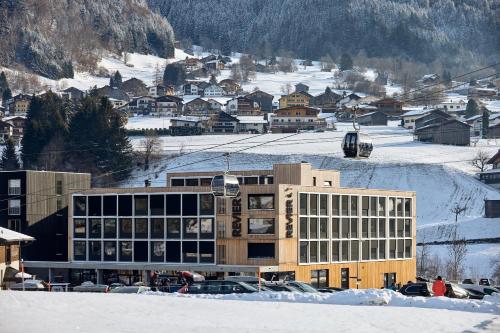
285, 192, 293, 238
232, 196, 242, 237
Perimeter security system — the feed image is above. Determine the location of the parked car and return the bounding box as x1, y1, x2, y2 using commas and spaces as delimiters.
285, 281, 319, 293
263, 283, 300, 292
463, 288, 486, 300
109, 283, 125, 290
226, 276, 266, 284
479, 278, 495, 286
318, 287, 346, 293
459, 284, 499, 296
184, 280, 258, 294
9, 279, 48, 291
445, 283, 469, 299
462, 279, 475, 285
73, 281, 109, 293
398, 282, 434, 297
110, 286, 151, 294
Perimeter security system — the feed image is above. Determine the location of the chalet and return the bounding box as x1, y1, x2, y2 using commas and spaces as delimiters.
148, 85, 168, 97
206, 99, 223, 111
170, 118, 204, 136
122, 78, 148, 97
489, 113, 500, 126
479, 150, 500, 190
434, 98, 467, 115
486, 123, 500, 139
219, 79, 241, 95
236, 116, 268, 134
108, 98, 128, 109
197, 82, 211, 94
156, 95, 182, 117
245, 90, 274, 113
184, 98, 212, 116
401, 109, 431, 130
414, 109, 453, 130
357, 111, 388, 126
464, 115, 483, 137
226, 96, 262, 116
127, 96, 157, 115
415, 119, 470, 146
417, 73, 440, 86
183, 83, 200, 96
311, 89, 342, 112
3, 116, 26, 141
271, 106, 326, 133
207, 112, 239, 133
6, 94, 32, 116
468, 87, 498, 99
279, 91, 312, 109
202, 84, 225, 97
337, 92, 363, 108
184, 58, 203, 72
0, 120, 13, 143
96, 86, 130, 102
205, 59, 225, 72
295, 83, 309, 93
0, 227, 34, 289
370, 98, 403, 116
61, 87, 85, 102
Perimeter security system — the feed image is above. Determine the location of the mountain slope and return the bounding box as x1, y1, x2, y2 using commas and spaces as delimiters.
148, 0, 498, 65
0, 0, 175, 79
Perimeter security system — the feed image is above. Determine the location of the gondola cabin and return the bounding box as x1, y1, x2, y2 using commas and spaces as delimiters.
342, 132, 373, 158
211, 174, 240, 197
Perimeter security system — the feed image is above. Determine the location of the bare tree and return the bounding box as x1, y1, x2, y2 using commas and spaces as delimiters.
427, 254, 442, 279
123, 51, 130, 65
471, 150, 490, 172
281, 83, 292, 95
446, 205, 468, 281
140, 130, 162, 171
417, 234, 431, 278
278, 56, 296, 73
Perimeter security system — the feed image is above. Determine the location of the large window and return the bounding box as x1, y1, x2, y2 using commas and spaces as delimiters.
199, 194, 214, 215
134, 196, 148, 216
200, 218, 214, 239
8, 199, 20, 216
183, 218, 198, 239
118, 195, 133, 216
74, 219, 86, 238
167, 218, 181, 238
73, 196, 86, 216
104, 241, 116, 261
248, 194, 274, 210
248, 243, 275, 259
8, 179, 21, 195
73, 241, 86, 261
150, 195, 164, 216
88, 196, 102, 216
119, 218, 132, 238
103, 196, 117, 216
104, 218, 117, 238
135, 218, 148, 238
182, 194, 198, 216
151, 218, 164, 238
311, 269, 328, 289
89, 219, 101, 238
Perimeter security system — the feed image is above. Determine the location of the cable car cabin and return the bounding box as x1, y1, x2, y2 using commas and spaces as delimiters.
211, 174, 240, 198
342, 132, 373, 158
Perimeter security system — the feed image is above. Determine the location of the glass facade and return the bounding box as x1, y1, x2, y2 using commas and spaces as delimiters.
299, 193, 413, 264
72, 193, 215, 264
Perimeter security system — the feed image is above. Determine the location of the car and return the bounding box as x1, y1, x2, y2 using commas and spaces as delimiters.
109, 286, 151, 294
445, 283, 469, 299
9, 279, 48, 291
73, 281, 109, 293
109, 283, 125, 290
398, 282, 434, 297
260, 282, 301, 292
463, 288, 486, 300
184, 280, 258, 294
225, 276, 266, 284
318, 287, 346, 293
479, 278, 495, 286
285, 281, 319, 293
462, 279, 475, 285
458, 284, 500, 296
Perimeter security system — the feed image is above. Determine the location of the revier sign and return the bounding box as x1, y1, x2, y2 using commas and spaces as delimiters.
232, 196, 242, 237
285, 192, 293, 238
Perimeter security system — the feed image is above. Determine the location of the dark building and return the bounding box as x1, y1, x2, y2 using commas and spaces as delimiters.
0, 171, 91, 262
415, 119, 471, 146
61, 87, 85, 102
245, 90, 274, 113
295, 83, 310, 93
484, 200, 500, 218
356, 111, 388, 126
487, 123, 500, 139
122, 78, 148, 97
96, 86, 130, 102
479, 150, 500, 190
414, 109, 452, 130
311, 90, 342, 113
208, 112, 239, 133
370, 98, 403, 116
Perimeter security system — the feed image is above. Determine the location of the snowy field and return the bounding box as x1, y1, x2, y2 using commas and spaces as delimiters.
1, 290, 499, 333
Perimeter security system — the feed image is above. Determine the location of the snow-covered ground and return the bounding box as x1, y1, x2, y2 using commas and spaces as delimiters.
1, 290, 499, 332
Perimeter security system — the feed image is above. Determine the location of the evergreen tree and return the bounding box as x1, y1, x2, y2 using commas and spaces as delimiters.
21, 92, 69, 169
2, 88, 12, 102
0, 71, 9, 97
442, 70, 452, 86
209, 74, 217, 85
339, 53, 353, 71
1, 138, 20, 170
66, 96, 133, 183
325, 86, 332, 94
163, 63, 186, 86
110, 71, 122, 88
469, 79, 477, 86
62, 61, 74, 79
482, 108, 490, 139
465, 99, 480, 118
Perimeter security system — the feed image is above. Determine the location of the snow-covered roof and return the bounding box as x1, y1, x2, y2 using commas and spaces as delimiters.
483, 100, 500, 113
0, 227, 34, 242
401, 109, 430, 117
357, 104, 377, 110
465, 115, 482, 122
489, 112, 500, 120
236, 116, 267, 124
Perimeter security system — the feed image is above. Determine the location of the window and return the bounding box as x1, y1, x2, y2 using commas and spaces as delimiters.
151, 218, 164, 238
8, 199, 20, 215
389, 197, 396, 216
361, 240, 369, 260
171, 178, 184, 187
341, 218, 349, 238
351, 196, 358, 216
244, 177, 258, 185
379, 240, 386, 259
134, 241, 148, 262
370, 240, 378, 260
341, 241, 349, 261
200, 218, 214, 239
248, 194, 274, 210
378, 197, 386, 216
379, 219, 386, 238
150, 195, 164, 216
183, 241, 198, 263
248, 218, 275, 235
182, 194, 198, 215
56, 180, 63, 195
300, 241, 309, 263
199, 194, 214, 215
73, 196, 86, 216
8, 179, 21, 195
319, 195, 328, 215
389, 219, 396, 237
341, 196, 349, 215
310, 241, 318, 262
300, 193, 308, 215
396, 198, 403, 217
89, 241, 101, 261
332, 195, 340, 216
183, 218, 198, 239
389, 240, 396, 259
5, 245, 11, 265
248, 243, 275, 259
151, 241, 165, 262
361, 218, 369, 238
362, 196, 369, 216
73, 241, 86, 260
310, 194, 318, 215
200, 178, 212, 186
350, 218, 358, 238
350, 240, 359, 261
397, 219, 404, 237
319, 218, 328, 238
104, 241, 116, 261
404, 219, 411, 237
134, 196, 148, 215
7, 219, 20, 232
167, 218, 181, 238
370, 218, 377, 238
166, 241, 181, 262
311, 269, 329, 289
74, 219, 86, 238
88, 196, 102, 216
166, 194, 181, 215
405, 239, 412, 258
300, 217, 308, 239
199, 241, 215, 263
186, 178, 199, 186
310, 218, 318, 239
404, 198, 412, 217
397, 239, 404, 258
135, 219, 148, 238
89, 219, 102, 238
118, 195, 133, 216
332, 218, 340, 238
332, 241, 340, 261
320, 241, 328, 262
119, 218, 132, 238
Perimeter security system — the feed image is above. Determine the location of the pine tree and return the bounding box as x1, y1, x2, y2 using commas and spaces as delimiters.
209, 74, 217, 85
163, 63, 186, 86
465, 99, 480, 118
62, 61, 74, 79
442, 70, 452, 86
2, 88, 12, 102
110, 71, 122, 88
1, 138, 20, 170
339, 53, 353, 71
0, 71, 9, 96
482, 108, 490, 139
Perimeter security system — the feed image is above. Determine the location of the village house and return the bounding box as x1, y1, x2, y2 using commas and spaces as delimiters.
226, 96, 262, 116
245, 90, 274, 114
148, 85, 168, 98
108, 98, 128, 109
183, 83, 200, 96
400, 109, 432, 130
0, 227, 34, 289
205, 59, 225, 72
219, 79, 241, 95
207, 111, 239, 133
415, 119, 470, 146
122, 78, 148, 97
184, 57, 203, 72
127, 96, 157, 115
414, 109, 453, 130
206, 99, 223, 111
310, 89, 342, 113
0, 120, 13, 143
236, 116, 268, 134
295, 83, 310, 93
184, 98, 212, 116
479, 150, 500, 190
6, 94, 32, 116
155, 95, 183, 117
271, 106, 326, 133
61, 87, 85, 102
3, 116, 26, 142
170, 118, 204, 136
279, 91, 312, 109
434, 98, 467, 115
369, 98, 403, 117
96, 86, 130, 102
202, 84, 226, 97
417, 73, 440, 87
464, 115, 483, 137
357, 111, 388, 126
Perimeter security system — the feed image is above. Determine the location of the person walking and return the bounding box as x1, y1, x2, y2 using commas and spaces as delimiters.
432, 276, 447, 296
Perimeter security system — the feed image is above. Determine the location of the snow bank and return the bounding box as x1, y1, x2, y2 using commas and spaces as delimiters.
174, 288, 500, 315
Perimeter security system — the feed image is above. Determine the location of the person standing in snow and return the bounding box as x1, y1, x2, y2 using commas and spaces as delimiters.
432, 276, 447, 296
